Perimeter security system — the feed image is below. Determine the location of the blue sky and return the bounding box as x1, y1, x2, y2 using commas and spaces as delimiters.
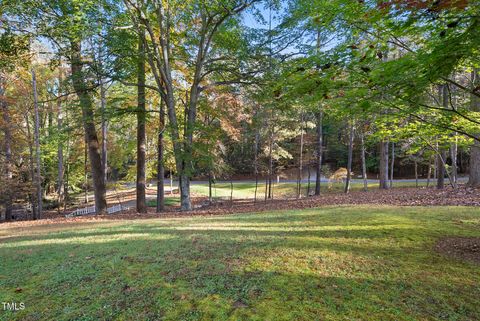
242, 1, 285, 30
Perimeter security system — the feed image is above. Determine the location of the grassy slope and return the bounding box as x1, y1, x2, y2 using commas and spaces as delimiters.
191, 183, 298, 199
0, 206, 479, 321
190, 182, 432, 199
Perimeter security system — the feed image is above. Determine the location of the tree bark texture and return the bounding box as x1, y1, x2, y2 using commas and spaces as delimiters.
0, 77, 12, 221
379, 141, 389, 189
156, 100, 165, 212
32, 68, 43, 218
468, 69, 480, 186
360, 132, 368, 191
70, 41, 107, 214
315, 110, 323, 195
344, 122, 354, 193
136, 37, 147, 213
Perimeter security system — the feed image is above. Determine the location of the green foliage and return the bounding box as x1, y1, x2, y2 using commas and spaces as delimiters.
0, 29, 30, 71
2, 0, 479, 210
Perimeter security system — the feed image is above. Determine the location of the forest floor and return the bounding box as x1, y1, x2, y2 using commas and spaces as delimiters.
2, 183, 477, 228
77, 179, 461, 209
36, 184, 480, 224
1, 206, 479, 320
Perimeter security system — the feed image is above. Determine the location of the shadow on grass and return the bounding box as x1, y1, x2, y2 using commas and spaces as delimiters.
1, 238, 478, 320
1, 208, 480, 320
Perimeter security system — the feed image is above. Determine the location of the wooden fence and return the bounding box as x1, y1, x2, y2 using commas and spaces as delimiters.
66, 204, 129, 218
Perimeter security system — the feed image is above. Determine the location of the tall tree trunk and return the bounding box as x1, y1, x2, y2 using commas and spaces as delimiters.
468, 68, 480, 186
360, 131, 368, 191
100, 75, 108, 186
389, 142, 395, 188
57, 70, 64, 206
436, 84, 447, 190
451, 136, 458, 188
25, 114, 38, 219
315, 110, 323, 195
459, 150, 465, 174
379, 141, 389, 189
0, 77, 12, 221
156, 100, 165, 212
297, 112, 304, 198
448, 79, 458, 189
344, 121, 354, 193
264, 173, 268, 202
427, 156, 432, 187
208, 173, 212, 202
70, 41, 107, 214
97, 41, 108, 187
169, 90, 191, 211
84, 139, 88, 204
179, 63, 204, 211
426, 137, 456, 189
267, 123, 273, 199
32, 68, 43, 218
136, 37, 147, 213
139, 31, 192, 211
182, 81, 203, 211
47, 110, 54, 137
414, 159, 419, 188
307, 163, 311, 196
156, 78, 191, 211
469, 143, 480, 186
178, 172, 191, 210
437, 149, 446, 189
254, 127, 259, 203
64, 125, 70, 213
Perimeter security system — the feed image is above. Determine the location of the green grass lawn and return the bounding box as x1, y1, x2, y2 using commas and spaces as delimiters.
1, 206, 479, 320
147, 197, 181, 207
190, 181, 432, 199
191, 182, 299, 199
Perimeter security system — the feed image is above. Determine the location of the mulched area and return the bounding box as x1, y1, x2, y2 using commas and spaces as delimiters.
435, 237, 480, 264
2, 186, 479, 228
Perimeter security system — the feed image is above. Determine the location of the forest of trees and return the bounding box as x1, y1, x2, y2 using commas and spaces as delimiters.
1, 0, 479, 220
